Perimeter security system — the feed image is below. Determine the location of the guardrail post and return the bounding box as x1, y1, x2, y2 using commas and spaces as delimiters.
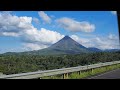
91, 69, 93, 73
63, 74, 66, 79
63, 73, 69, 79
87, 65, 88, 69
78, 71, 81, 75
66, 73, 68, 79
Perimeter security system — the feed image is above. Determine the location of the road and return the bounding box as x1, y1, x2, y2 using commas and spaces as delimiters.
87, 69, 120, 79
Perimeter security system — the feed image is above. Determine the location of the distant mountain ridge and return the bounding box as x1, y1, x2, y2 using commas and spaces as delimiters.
2, 35, 120, 55
87, 47, 102, 52
103, 49, 120, 52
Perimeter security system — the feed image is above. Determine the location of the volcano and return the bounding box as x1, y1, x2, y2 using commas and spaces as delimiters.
23, 35, 92, 55
48, 35, 91, 53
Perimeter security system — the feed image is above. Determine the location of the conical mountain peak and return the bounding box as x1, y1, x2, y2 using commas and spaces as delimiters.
49, 35, 90, 53
19, 35, 93, 55
63, 35, 71, 40
59, 35, 75, 42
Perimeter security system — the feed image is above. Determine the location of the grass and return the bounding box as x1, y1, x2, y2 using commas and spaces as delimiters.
40, 63, 120, 79
69, 64, 120, 79
41, 74, 63, 79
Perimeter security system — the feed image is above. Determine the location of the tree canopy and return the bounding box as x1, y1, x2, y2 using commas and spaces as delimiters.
0, 52, 120, 75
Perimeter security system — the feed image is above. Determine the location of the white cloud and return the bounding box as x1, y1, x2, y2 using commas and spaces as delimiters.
1, 11, 12, 14
70, 34, 120, 50
108, 33, 118, 40
0, 12, 64, 51
0, 12, 119, 52
0, 12, 32, 37
71, 35, 89, 44
22, 28, 64, 50
20, 27, 64, 50
22, 28, 64, 44
38, 11, 51, 24
111, 11, 117, 15
19, 16, 32, 23
23, 43, 48, 50
1, 32, 20, 37
56, 17, 95, 32
71, 35, 94, 48
33, 17, 40, 24
50, 15, 55, 18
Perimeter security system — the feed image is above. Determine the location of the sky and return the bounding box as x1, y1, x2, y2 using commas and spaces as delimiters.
0, 11, 119, 53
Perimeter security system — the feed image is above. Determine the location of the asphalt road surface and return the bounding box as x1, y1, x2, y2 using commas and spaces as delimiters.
88, 69, 120, 79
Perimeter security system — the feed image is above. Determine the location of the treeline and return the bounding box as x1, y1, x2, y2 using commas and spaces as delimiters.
0, 52, 120, 75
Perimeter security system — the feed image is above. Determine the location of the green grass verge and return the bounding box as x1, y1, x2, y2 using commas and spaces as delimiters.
40, 64, 120, 79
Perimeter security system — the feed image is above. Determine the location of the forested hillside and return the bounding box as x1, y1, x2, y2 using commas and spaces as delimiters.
0, 51, 120, 75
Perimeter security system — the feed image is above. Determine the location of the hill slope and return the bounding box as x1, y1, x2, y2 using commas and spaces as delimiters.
24, 35, 92, 55
4, 36, 117, 55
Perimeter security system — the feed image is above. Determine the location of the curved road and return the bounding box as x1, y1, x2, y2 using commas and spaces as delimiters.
88, 69, 120, 79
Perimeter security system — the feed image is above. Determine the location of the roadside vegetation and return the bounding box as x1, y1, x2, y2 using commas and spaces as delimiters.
41, 64, 120, 79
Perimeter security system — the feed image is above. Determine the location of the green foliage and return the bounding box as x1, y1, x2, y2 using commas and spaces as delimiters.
0, 52, 120, 75
43, 64, 120, 79
69, 64, 120, 79
41, 75, 63, 79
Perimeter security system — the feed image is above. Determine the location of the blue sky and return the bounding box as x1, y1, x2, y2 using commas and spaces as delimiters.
0, 11, 119, 53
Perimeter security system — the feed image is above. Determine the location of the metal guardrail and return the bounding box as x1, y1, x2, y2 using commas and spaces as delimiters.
0, 61, 120, 79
